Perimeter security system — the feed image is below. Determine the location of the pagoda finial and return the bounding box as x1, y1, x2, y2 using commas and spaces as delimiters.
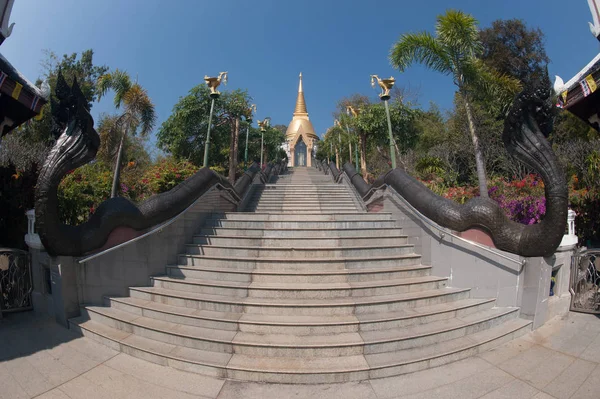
294, 72, 308, 115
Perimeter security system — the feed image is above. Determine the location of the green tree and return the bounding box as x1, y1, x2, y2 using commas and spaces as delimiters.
390, 9, 520, 197
336, 97, 419, 178
479, 19, 549, 86
157, 84, 252, 183
19, 49, 108, 144
97, 69, 156, 197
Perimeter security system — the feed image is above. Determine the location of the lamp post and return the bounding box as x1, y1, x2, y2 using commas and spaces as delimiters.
345, 106, 360, 168
202, 71, 228, 168
244, 104, 257, 168
334, 119, 346, 167
257, 117, 271, 167
371, 74, 396, 169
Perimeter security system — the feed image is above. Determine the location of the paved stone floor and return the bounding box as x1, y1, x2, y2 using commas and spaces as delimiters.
1, 311, 599, 399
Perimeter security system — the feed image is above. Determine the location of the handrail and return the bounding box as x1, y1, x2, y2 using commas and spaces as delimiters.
78, 185, 235, 264
78, 160, 280, 264
384, 184, 525, 267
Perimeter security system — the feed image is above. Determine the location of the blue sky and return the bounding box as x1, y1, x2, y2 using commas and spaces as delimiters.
2, 0, 599, 149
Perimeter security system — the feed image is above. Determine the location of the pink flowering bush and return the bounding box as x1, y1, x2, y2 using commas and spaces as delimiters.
420, 174, 547, 225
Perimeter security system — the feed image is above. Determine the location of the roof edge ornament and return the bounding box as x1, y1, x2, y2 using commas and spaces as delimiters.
588, 0, 600, 40
0, 0, 15, 45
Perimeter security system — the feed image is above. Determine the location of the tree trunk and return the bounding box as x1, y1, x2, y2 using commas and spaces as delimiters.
228, 118, 240, 185
359, 132, 367, 176
110, 125, 128, 198
462, 94, 489, 198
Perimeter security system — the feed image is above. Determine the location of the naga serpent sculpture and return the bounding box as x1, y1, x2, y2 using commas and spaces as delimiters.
341, 79, 568, 258
35, 73, 263, 257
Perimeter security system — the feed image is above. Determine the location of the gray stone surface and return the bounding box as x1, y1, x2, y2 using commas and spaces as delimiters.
1, 311, 599, 398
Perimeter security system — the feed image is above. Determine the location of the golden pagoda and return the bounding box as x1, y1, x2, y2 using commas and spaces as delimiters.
285, 73, 319, 167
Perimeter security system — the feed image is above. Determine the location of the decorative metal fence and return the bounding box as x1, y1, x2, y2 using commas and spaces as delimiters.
0, 248, 33, 313
570, 249, 600, 314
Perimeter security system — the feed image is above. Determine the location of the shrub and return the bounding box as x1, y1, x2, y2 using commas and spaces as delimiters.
57, 162, 112, 225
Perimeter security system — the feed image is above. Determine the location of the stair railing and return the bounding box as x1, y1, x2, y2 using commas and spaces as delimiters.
340, 162, 524, 267
78, 161, 274, 264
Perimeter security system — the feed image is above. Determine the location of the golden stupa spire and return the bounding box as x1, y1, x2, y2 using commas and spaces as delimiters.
293, 72, 308, 115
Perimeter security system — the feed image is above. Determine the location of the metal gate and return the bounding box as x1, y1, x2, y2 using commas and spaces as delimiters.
570, 249, 600, 314
0, 248, 33, 313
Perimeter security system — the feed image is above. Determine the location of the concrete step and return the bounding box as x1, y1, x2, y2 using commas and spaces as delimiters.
207, 213, 391, 221
177, 253, 422, 271
128, 286, 471, 316
69, 315, 531, 383
202, 220, 396, 229
80, 303, 513, 358
228, 319, 532, 383
166, 263, 431, 284
251, 206, 359, 211
191, 234, 407, 247
248, 201, 354, 206
183, 244, 415, 259
150, 275, 448, 299
103, 296, 495, 335
196, 227, 404, 238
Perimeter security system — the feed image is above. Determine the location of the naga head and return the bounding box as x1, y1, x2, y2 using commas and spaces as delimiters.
42, 72, 99, 185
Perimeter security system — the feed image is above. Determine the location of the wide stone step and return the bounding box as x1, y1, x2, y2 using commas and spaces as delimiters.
150, 275, 447, 299
104, 296, 495, 335
192, 234, 406, 247
228, 319, 532, 383
69, 315, 530, 383
203, 220, 396, 229
177, 253, 422, 271
166, 263, 430, 284
250, 201, 357, 207
207, 212, 392, 221
196, 227, 404, 237
79, 303, 516, 359
184, 244, 415, 259
128, 286, 470, 316
252, 206, 358, 211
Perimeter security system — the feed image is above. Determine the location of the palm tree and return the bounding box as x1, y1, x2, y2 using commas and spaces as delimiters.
390, 10, 520, 197
97, 70, 156, 197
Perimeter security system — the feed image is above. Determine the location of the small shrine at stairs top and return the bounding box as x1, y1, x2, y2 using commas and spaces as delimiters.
285, 73, 319, 167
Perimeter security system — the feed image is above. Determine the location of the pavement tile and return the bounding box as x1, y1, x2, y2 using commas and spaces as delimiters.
58, 375, 123, 399
24, 349, 79, 386
392, 367, 514, 399
0, 363, 29, 399
542, 358, 596, 399
2, 356, 55, 397
82, 364, 203, 399
571, 364, 600, 399
34, 388, 72, 399
478, 337, 535, 366
479, 379, 539, 399
531, 393, 557, 399
368, 356, 493, 398
579, 330, 600, 364
509, 350, 575, 390
218, 380, 377, 399
105, 353, 224, 398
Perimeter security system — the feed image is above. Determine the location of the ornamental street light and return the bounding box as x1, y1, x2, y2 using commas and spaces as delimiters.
332, 120, 342, 169
370, 74, 397, 169
244, 104, 257, 168
202, 71, 228, 168
334, 119, 349, 168
346, 106, 360, 168
257, 117, 271, 167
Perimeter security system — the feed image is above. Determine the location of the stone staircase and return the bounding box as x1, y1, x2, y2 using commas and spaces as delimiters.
70, 167, 531, 383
